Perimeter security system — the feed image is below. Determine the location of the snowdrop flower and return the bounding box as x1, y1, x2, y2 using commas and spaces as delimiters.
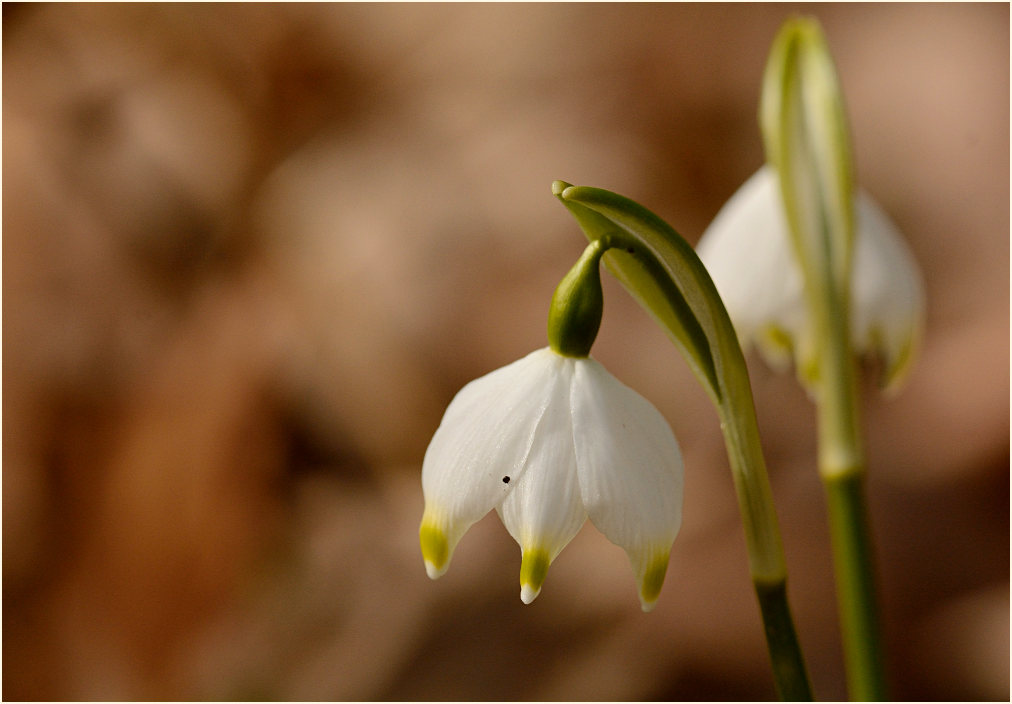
697, 165, 925, 392
419, 241, 684, 611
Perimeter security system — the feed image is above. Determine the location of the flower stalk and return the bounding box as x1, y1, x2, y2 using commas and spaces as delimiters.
760, 17, 887, 699
553, 181, 812, 700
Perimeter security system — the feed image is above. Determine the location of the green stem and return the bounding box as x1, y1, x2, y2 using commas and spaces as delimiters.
755, 579, 813, 701
759, 16, 889, 699
816, 306, 887, 700
823, 472, 885, 700
718, 398, 813, 702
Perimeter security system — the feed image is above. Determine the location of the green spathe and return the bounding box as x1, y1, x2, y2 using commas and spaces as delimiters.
552, 180, 812, 699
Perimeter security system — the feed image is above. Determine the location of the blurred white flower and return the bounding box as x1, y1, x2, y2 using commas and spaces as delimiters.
697, 166, 925, 392
420, 346, 683, 612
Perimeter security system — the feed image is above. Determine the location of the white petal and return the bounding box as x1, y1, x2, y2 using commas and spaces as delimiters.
570, 358, 684, 611
698, 165, 924, 390
496, 357, 587, 603
851, 194, 926, 391
420, 348, 565, 578
696, 167, 808, 374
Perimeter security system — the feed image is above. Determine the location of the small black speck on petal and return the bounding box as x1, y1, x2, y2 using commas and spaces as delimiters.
502, 476, 511, 484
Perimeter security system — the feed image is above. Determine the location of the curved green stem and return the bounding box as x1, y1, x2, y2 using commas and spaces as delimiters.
756, 580, 815, 701
719, 398, 812, 702
554, 181, 812, 700
716, 350, 810, 701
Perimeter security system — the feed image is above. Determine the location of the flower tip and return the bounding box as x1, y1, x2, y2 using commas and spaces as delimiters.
877, 325, 921, 397
633, 550, 670, 614
551, 180, 572, 196
519, 546, 551, 605
755, 325, 797, 374
419, 519, 451, 580
879, 356, 914, 398
424, 560, 448, 580
520, 584, 542, 605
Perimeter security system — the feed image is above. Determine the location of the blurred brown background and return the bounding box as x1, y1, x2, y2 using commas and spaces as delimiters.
3, 3, 1008, 701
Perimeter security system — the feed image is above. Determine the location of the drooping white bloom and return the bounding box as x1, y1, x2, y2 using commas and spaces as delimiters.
697, 166, 925, 392
420, 347, 683, 612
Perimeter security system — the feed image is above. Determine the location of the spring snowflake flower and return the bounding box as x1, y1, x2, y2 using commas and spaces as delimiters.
697, 165, 925, 392
419, 347, 683, 612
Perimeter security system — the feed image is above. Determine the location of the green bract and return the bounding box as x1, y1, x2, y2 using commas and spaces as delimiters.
552, 181, 720, 401
761, 17, 855, 301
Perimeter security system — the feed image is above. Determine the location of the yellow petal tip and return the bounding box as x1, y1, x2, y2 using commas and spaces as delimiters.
880, 332, 919, 397
756, 324, 796, 373
419, 520, 449, 579
637, 551, 670, 613
519, 545, 552, 604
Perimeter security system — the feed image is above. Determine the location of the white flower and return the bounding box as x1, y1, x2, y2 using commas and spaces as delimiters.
419, 347, 683, 612
697, 166, 925, 392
